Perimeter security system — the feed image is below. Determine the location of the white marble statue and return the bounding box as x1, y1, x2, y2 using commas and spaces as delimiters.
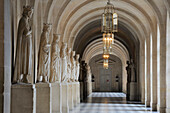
49, 34, 61, 83
130, 59, 136, 82
70, 51, 76, 82
13, 6, 34, 83
75, 54, 80, 82
37, 23, 52, 83
67, 48, 72, 82
86, 65, 92, 82
60, 42, 68, 82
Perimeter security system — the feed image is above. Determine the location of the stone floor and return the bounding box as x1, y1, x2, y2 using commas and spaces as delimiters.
70, 92, 158, 113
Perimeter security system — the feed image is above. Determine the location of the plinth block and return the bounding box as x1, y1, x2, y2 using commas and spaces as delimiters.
129, 82, 138, 101
68, 83, 74, 110
11, 84, 36, 113
76, 82, 80, 104
36, 83, 52, 113
51, 82, 62, 113
61, 83, 69, 113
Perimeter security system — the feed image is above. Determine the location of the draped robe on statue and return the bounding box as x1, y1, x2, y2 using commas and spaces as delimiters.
75, 57, 80, 81
67, 49, 71, 82
50, 42, 61, 82
60, 44, 67, 82
71, 57, 76, 82
13, 16, 32, 83
38, 31, 51, 80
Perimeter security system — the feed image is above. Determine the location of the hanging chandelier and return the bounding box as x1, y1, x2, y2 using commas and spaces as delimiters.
102, 0, 118, 69
103, 58, 109, 69
103, 54, 109, 69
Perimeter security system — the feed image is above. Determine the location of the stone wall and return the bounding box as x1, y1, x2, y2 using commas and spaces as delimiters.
89, 54, 122, 92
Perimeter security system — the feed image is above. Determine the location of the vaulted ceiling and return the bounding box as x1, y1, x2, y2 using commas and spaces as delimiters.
31, 0, 170, 64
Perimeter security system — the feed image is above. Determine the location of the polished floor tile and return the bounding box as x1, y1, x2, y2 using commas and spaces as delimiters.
70, 92, 158, 113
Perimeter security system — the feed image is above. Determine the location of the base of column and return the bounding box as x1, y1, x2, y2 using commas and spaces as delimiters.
61, 82, 69, 113
11, 84, 36, 113
141, 97, 145, 104
166, 108, 170, 113
145, 100, 150, 107
150, 103, 157, 111
157, 105, 166, 113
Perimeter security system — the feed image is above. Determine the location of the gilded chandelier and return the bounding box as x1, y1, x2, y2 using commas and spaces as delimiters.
102, 0, 118, 69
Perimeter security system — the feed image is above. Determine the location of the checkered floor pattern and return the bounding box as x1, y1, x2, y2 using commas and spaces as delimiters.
70, 92, 158, 113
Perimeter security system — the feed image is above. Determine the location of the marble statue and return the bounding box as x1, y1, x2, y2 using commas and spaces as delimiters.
75, 54, 80, 82
130, 59, 136, 82
86, 65, 92, 82
49, 34, 61, 83
13, 6, 34, 83
60, 42, 67, 82
37, 23, 52, 83
70, 51, 76, 82
67, 48, 72, 82
126, 61, 131, 83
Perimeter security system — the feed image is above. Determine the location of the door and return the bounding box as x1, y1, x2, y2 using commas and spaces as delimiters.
100, 68, 112, 91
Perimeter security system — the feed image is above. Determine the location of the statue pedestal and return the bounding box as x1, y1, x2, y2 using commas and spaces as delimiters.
126, 82, 130, 100
61, 82, 69, 113
36, 83, 52, 113
129, 82, 137, 101
51, 82, 62, 113
76, 82, 80, 104
11, 84, 36, 113
68, 83, 74, 110
72, 82, 80, 106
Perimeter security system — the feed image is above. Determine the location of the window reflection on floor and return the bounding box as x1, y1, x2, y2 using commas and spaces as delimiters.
70, 92, 158, 113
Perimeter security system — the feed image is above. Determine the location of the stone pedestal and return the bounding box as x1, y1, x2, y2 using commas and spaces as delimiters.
76, 82, 80, 104
129, 82, 137, 101
68, 83, 74, 110
61, 83, 69, 113
11, 84, 36, 113
126, 82, 130, 100
36, 83, 52, 113
51, 82, 62, 113
72, 82, 80, 106
73, 82, 78, 106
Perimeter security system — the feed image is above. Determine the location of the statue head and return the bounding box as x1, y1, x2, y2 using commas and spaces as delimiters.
23, 6, 34, 18
53, 34, 60, 43
127, 61, 130, 65
61, 42, 67, 50
43, 23, 52, 33
71, 51, 75, 57
67, 48, 71, 54
76, 54, 80, 60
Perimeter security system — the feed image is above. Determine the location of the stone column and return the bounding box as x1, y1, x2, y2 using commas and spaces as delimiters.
140, 41, 145, 104
157, 19, 167, 113
150, 23, 157, 111
0, 0, 11, 112
166, 11, 170, 113
145, 38, 151, 107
